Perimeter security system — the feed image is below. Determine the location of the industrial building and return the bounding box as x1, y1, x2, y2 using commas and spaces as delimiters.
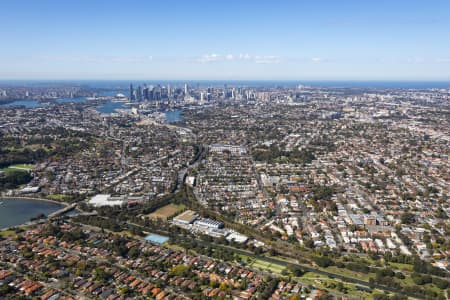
172, 210, 198, 225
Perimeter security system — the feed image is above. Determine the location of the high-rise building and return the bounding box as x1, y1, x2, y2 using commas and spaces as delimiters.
130, 83, 135, 102
143, 84, 149, 101
224, 84, 228, 99
137, 85, 142, 102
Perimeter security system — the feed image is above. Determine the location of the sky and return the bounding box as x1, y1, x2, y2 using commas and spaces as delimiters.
1, 0, 450, 81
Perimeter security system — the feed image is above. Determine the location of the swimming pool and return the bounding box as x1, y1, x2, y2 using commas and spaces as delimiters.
144, 233, 169, 244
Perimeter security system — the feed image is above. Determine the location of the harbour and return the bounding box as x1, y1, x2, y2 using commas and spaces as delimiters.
0, 197, 67, 229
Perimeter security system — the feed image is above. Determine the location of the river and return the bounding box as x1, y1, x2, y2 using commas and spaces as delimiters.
0, 198, 65, 228
1, 98, 184, 123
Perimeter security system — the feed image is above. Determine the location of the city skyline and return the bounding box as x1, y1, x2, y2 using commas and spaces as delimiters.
1, 0, 450, 80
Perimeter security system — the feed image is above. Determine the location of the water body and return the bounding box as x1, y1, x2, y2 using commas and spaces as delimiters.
1, 89, 124, 109
1, 100, 46, 108
96, 101, 129, 114
165, 110, 184, 123
54, 97, 86, 104
1, 97, 86, 108
0, 198, 65, 228
97, 90, 127, 97
1, 98, 183, 123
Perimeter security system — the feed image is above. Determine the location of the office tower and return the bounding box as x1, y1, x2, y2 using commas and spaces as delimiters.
137, 85, 142, 102
161, 86, 168, 99
149, 85, 154, 101
184, 83, 188, 95
151, 85, 161, 101
130, 83, 135, 102
143, 85, 149, 101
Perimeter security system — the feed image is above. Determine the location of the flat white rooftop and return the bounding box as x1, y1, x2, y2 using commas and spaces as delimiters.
88, 194, 125, 207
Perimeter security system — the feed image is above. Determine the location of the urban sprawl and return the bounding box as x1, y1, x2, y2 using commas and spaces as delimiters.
0, 82, 449, 300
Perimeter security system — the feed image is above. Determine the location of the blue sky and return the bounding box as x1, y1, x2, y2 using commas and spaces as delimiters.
1, 0, 449, 80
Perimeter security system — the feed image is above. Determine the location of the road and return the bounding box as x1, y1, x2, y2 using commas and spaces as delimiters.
118, 219, 422, 299
174, 143, 205, 193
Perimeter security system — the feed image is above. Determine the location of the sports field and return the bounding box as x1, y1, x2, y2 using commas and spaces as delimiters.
0, 164, 35, 173
147, 204, 185, 220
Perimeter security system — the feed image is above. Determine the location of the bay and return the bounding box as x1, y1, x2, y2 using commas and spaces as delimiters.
165, 110, 184, 123
0, 198, 65, 229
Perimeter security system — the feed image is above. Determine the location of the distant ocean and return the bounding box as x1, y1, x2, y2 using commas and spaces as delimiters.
0, 80, 449, 89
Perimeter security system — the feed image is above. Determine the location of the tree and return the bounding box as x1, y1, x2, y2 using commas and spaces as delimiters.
127, 246, 140, 259
288, 265, 304, 277
94, 268, 112, 283
314, 256, 333, 268
219, 282, 229, 292
171, 264, 189, 276
400, 212, 415, 224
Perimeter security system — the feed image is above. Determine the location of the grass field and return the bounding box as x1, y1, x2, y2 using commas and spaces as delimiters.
0, 230, 17, 237
236, 254, 286, 274
298, 272, 375, 299
251, 259, 286, 274
147, 204, 186, 220
47, 194, 71, 201
388, 261, 413, 271
165, 243, 186, 251
0, 164, 35, 173
10, 164, 35, 170
323, 266, 373, 281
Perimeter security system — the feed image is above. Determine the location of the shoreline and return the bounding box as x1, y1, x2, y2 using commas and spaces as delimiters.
0, 197, 73, 231
0, 196, 69, 206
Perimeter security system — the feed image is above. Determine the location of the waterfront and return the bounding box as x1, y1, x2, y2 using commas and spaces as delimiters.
96, 100, 129, 114
1, 98, 184, 122
1, 97, 85, 108
0, 198, 65, 228
1, 100, 48, 108
165, 110, 184, 123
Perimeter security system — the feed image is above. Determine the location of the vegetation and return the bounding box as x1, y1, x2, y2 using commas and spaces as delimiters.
171, 264, 190, 276
0, 169, 32, 190
147, 203, 186, 220
253, 144, 316, 164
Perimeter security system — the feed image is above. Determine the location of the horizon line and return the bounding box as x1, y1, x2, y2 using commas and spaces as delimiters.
0, 79, 449, 82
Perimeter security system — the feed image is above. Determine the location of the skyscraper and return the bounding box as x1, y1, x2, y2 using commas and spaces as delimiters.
137, 85, 142, 102
143, 84, 149, 101
130, 83, 135, 102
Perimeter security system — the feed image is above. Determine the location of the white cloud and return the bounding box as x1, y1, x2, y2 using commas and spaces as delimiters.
239, 53, 252, 60
254, 55, 280, 64
311, 57, 323, 63
196, 53, 280, 64
198, 53, 221, 63
405, 57, 425, 64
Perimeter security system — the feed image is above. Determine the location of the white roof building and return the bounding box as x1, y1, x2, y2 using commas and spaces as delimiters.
88, 194, 125, 207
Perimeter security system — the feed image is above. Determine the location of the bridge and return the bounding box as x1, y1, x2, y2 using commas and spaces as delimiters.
48, 203, 77, 219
